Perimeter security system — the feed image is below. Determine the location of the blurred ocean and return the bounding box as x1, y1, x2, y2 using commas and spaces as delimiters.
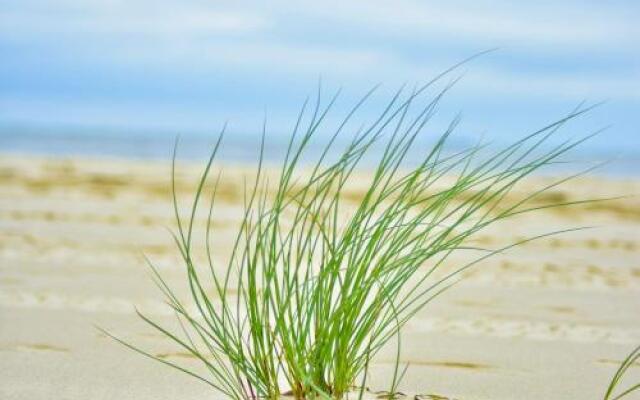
1, 128, 638, 177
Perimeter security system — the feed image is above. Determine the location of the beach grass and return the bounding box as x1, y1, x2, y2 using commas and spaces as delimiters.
604, 344, 640, 400
103, 61, 605, 399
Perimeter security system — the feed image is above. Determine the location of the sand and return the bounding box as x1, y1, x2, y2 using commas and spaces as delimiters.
1, 154, 639, 399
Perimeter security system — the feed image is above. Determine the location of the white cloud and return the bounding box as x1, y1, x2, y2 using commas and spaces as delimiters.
459, 68, 640, 101
3, 0, 637, 48
282, 0, 638, 50
76, 38, 637, 100
0, 1, 269, 37
1, 0, 637, 110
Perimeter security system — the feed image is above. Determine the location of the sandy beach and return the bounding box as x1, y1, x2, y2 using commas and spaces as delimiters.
1, 153, 639, 400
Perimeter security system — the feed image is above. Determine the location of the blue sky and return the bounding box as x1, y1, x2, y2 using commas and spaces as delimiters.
1, 0, 638, 156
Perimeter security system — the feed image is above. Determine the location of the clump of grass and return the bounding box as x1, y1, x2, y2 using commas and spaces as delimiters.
604, 344, 640, 400
105, 59, 603, 399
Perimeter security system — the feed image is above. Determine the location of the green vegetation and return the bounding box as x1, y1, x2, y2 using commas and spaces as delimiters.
604, 344, 640, 400
105, 59, 603, 399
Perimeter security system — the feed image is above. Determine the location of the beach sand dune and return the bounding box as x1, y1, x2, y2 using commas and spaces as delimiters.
1, 155, 639, 399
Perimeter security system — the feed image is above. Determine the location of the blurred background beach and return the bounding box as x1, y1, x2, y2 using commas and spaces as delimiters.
1, 1, 639, 399
1, 0, 639, 170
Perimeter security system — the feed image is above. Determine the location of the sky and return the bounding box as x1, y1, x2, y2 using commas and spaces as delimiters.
0, 0, 638, 158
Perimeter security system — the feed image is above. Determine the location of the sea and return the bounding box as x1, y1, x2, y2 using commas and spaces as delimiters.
1, 128, 638, 178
